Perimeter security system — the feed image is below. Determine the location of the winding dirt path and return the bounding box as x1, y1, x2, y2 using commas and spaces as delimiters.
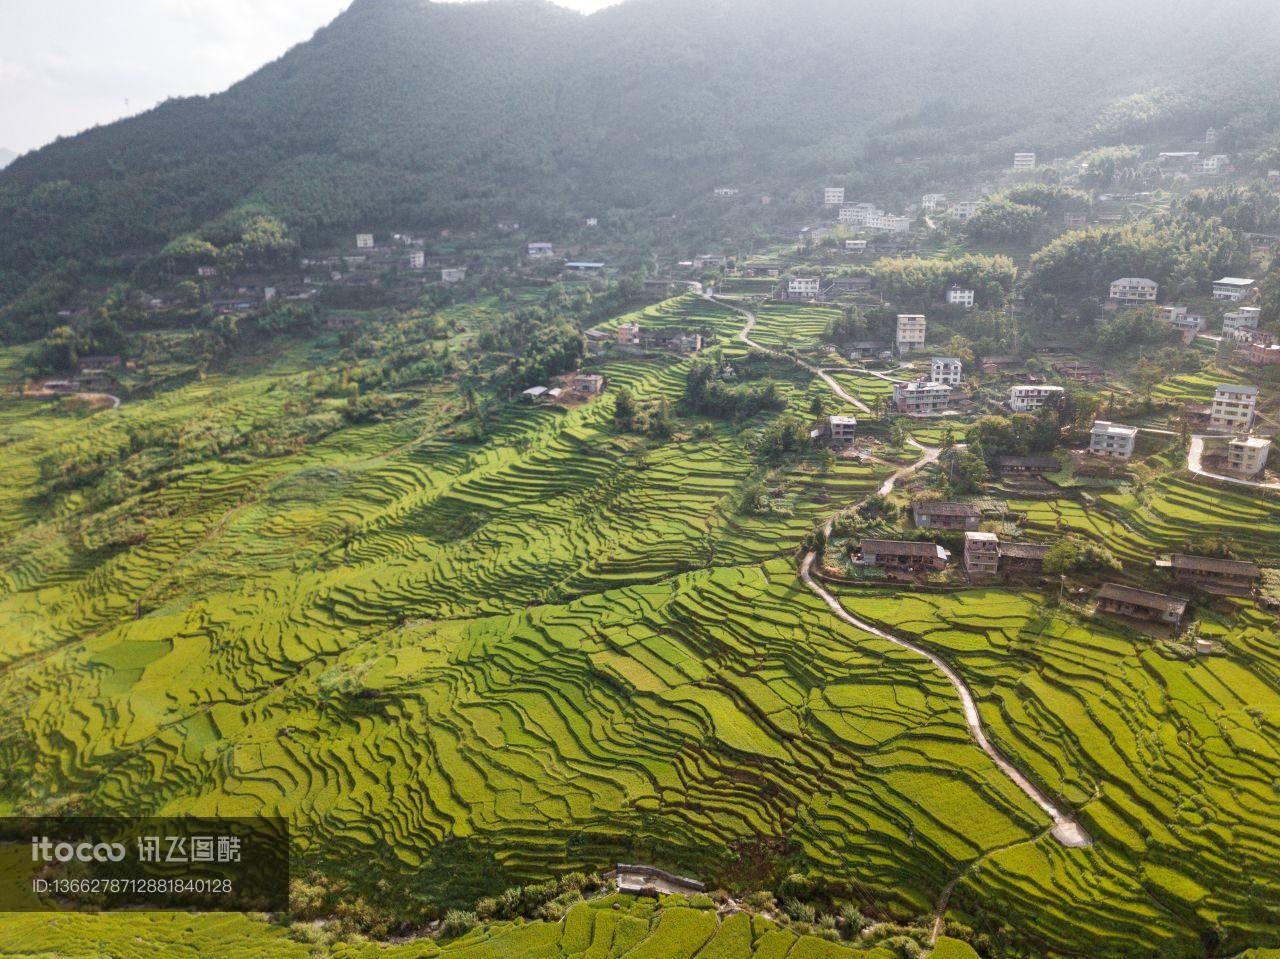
710, 293, 1092, 855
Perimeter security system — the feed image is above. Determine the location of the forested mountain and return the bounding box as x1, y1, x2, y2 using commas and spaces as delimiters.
3, 0, 1280, 318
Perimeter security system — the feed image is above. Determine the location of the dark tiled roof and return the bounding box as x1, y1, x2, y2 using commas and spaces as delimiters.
1170, 554, 1260, 578
1097, 584, 1188, 616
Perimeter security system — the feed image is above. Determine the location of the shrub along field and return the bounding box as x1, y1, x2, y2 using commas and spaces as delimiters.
0, 894, 939, 958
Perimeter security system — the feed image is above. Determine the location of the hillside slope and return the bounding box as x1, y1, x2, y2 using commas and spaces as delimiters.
2, 0, 1280, 310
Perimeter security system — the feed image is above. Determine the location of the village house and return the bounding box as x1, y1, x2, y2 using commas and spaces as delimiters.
841, 205, 911, 233
714, 188, 740, 197
197, 266, 218, 277
1009, 384, 1066, 413
566, 262, 606, 272
1064, 212, 1089, 230
1269, 170, 1280, 184
896, 314, 927, 354
828, 415, 858, 446
824, 187, 847, 205
571, 373, 606, 396
952, 200, 980, 220
946, 286, 976, 309
1109, 277, 1158, 304
441, 267, 467, 283
831, 276, 872, 294
78, 355, 123, 372
1095, 584, 1188, 627
742, 262, 782, 277
964, 533, 1001, 576
1089, 421, 1139, 460
1228, 434, 1271, 477
1247, 342, 1280, 366
893, 379, 952, 415
1197, 154, 1232, 175
1213, 277, 1257, 302
1210, 384, 1258, 432
1000, 542, 1051, 574
786, 276, 822, 300
1167, 554, 1261, 595
922, 193, 947, 213
981, 356, 1020, 376
848, 342, 885, 360
858, 539, 951, 573
528, 242, 556, 259
586, 217, 599, 227
844, 239, 868, 253
838, 203, 875, 225
1013, 152, 1037, 171
930, 357, 963, 386
913, 500, 981, 532
356, 233, 374, 250
616, 323, 641, 346
1160, 306, 1206, 336
693, 254, 726, 270
994, 454, 1061, 475
642, 329, 703, 354
1053, 360, 1102, 384
1223, 307, 1261, 334
408, 251, 426, 270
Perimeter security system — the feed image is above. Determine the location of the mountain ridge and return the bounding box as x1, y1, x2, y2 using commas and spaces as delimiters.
1, 0, 1279, 316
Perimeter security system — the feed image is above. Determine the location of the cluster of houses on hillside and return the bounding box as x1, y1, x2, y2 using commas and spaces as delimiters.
845, 496, 1263, 632
585, 322, 704, 357
521, 373, 607, 405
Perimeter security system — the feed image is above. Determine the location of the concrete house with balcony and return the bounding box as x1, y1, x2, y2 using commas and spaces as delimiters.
1089, 421, 1139, 460
930, 357, 963, 386
1210, 385, 1258, 432
1009, 384, 1066, 413
1109, 277, 1158, 304
1213, 277, 1257, 302
1228, 435, 1271, 477
896, 314, 927, 354
893, 379, 952, 416
946, 286, 976, 309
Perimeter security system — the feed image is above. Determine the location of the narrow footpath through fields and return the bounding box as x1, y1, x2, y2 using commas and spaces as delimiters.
711, 293, 1093, 858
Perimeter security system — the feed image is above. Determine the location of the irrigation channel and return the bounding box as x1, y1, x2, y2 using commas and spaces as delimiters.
711, 293, 1093, 852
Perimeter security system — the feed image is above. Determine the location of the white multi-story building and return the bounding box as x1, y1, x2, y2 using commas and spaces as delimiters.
356, 233, 374, 250
1090, 421, 1139, 460
441, 267, 467, 283
844, 239, 867, 253
528, 242, 556, 259
893, 379, 953, 416
1109, 277, 1158, 303
1197, 154, 1232, 175
946, 286, 975, 309
922, 193, 947, 213
1214, 277, 1257, 302
1228, 435, 1271, 477
788, 277, 822, 299
896, 314, 927, 354
829, 415, 858, 445
952, 200, 980, 220
824, 187, 846, 205
714, 188, 740, 197
1159, 306, 1205, 335
1223, 307, 1262, 334
1010, 384, 1066, 413
1210, 385, 1259, 432
838, 205, 910, 233
1013, 152, 1037, 171
930, 357, 963, 386
586, 217, 599, 227
408, 251, 426, 270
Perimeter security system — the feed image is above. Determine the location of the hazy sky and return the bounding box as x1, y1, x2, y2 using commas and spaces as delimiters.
0, 0, 621, 155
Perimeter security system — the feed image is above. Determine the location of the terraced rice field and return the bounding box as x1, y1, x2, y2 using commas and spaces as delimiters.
590, 295, 745, 343
1010, 471, 1280, 566
4, 292, 1280, 957
737, 304, 838, 352
825, 586, 1280, 957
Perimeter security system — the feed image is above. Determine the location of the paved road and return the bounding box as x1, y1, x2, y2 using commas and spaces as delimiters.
1188, 435, 1280, 491
709, 295, 872, 414
709, 292, 1092, 850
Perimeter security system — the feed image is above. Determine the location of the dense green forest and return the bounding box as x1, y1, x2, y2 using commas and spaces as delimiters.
3, 0, 1280, 335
